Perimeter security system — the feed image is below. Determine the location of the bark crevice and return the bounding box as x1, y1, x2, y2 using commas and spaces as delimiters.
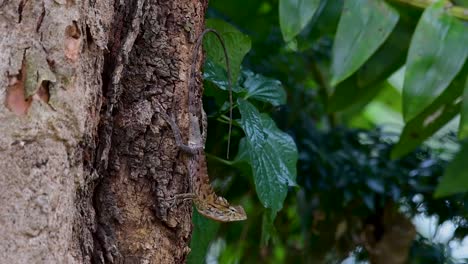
90, 0, 207, 263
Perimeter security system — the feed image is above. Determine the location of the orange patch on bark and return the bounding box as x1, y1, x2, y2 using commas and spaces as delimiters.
5, 64, 32, 116
65, 22, 82, 62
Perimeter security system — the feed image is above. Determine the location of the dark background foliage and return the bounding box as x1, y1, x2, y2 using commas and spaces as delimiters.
188, 0, 468, 263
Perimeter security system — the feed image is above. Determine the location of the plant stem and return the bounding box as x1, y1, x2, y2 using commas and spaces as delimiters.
217, 114, 234, 124
389, 0, 468, 21
309, 59, 336, 128
206, 153, 234, 165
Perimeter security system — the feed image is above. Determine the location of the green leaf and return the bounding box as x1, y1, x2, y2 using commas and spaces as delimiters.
402, 1, 468, 121
261, 209, 277, 246
204, 59, 230, 91
328, 14, 416, 112
279, 0, 320, 42
204, 67, 286, 108
238, 99, 298, 213
203, 59, 244, 93
391, 63, 468, 159
458, 75, 468, 138
435, 140, 468, 198
392, 99, 460, 159
205, 19, 252, 84
351, 81, 403, 128
310, 0, 343, 36
330, 0, 399, 86
362, 101, 403, 129
233, 137, 250, 163
328, 76, 385, 113
356, 17, 415, 89
242, 70, 286, 106
372, 80, 403, 113
187, 209, 220, 264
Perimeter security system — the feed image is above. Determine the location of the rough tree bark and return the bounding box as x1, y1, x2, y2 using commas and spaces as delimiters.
0, 0, 206, 263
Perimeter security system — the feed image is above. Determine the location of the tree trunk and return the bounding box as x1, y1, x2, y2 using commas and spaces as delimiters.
0, 0, 206, 263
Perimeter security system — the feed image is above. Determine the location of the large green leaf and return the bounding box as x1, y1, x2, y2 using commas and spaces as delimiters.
205, 19, 252, 83
458, 75, 468, 138
205, 67, 286, 106
328, 5, 417, 112
261, 209, 277, 246
310, 0, 343, 36
363, 101, 403, 128
391, 63, 468, 159
434, 140, 468, 198
329, 29, 410, 112
187, 210, 220, 264
392, 100, 460, 159
348, 81, 403, 128
330, 0, 399, 86
242, 70, 286, 106
233, 137, 250, 164
279, 0, 320, 42
329, 76, 385, 114
402, 1, 468, 121
237, 99, 298, 213
203, 59, 244, 93
204, 59, 230, 91
356, 17, 415, 88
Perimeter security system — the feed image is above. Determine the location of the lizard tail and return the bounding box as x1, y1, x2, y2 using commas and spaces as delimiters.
190, 28, 233, 159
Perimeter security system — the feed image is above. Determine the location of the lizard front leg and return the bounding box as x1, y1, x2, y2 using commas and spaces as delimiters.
156, 108, 204, 155
155, 106, 203, 207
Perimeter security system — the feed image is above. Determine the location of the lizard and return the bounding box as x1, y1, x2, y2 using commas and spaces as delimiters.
157, 107, 247, 222
156, 28, 247, 222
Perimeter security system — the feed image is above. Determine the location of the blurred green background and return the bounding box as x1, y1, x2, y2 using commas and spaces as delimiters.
188, 1, 468, 263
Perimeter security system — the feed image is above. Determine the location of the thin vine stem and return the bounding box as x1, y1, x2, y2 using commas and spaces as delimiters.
190, 29, 233, 159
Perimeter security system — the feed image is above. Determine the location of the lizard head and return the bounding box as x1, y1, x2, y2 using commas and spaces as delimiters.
226, 205, 247, 221
195, 197, 247, 222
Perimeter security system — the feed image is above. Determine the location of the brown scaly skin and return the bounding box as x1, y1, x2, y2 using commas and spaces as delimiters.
157, 108, 247, 222
154, 28, 246, 222
190, 111, 247, 221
